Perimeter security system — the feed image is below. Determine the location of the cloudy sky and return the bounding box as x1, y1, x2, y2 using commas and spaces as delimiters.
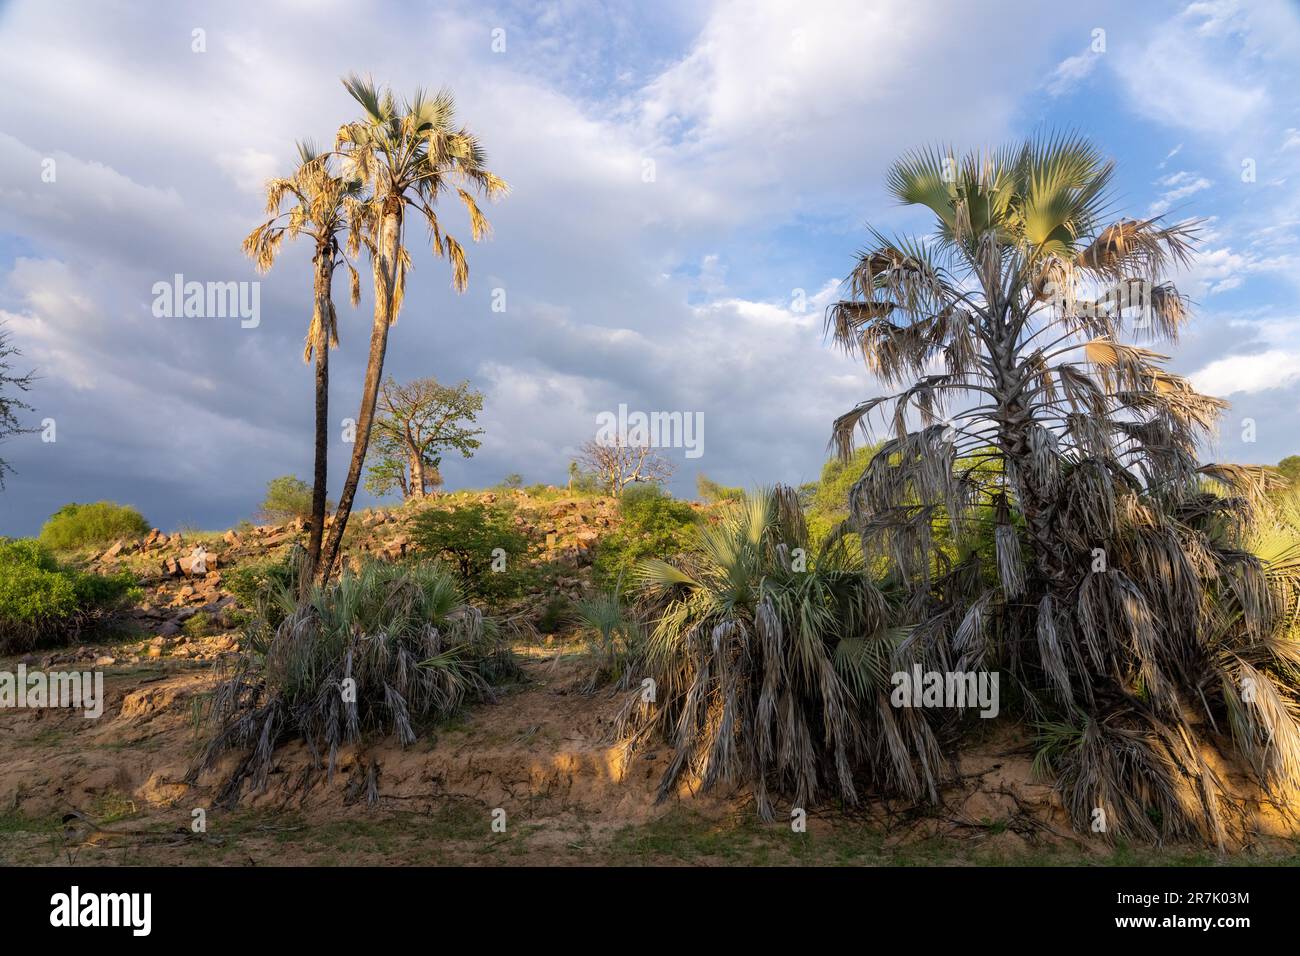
0, 0, 1297, 536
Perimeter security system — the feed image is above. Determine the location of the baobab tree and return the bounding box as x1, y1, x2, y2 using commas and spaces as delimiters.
364, 376, 483, 500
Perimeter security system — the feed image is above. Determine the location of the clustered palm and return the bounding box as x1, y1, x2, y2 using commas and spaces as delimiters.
827, 135, 1300, 843
246, 76, 506, 583
192, 556, 517, 805
620, 488, 943, 821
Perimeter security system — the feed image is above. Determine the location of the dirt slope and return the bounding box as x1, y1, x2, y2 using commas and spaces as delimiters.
4, 493, 1299, 865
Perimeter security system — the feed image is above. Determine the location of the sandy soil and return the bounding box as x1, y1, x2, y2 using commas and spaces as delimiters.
3, 640, 1298, 866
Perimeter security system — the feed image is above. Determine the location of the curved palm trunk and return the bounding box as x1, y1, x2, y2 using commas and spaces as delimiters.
319, 205, 401, 580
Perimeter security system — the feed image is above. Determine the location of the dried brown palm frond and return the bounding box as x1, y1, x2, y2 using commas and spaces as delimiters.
1038, 708, 1230, 846
1075, 217, 1199, 283
1199, 463, 1288, 513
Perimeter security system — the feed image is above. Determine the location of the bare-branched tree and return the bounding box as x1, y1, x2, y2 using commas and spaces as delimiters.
578, 438, 675, 496
0, 322, 34, 487
828, 135, 1300, 845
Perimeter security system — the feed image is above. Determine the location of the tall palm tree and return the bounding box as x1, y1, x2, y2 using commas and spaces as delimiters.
318, 75, 507, 581
244, 143, 362, 581
827, 134, 1300, 844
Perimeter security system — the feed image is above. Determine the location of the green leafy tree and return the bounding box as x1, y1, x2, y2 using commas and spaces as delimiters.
258, 475, 331, 523
364, 376, 483, 500
410, 502, 531, 597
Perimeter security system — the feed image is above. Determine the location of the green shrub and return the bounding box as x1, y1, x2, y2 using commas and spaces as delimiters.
804, 446, 879, 546
0, 538, 138, 652
410, 502, 535, 599
191, 558, 519, 805
257, 475, 326, 523
696, 473, 744, 503
594, 484, 699, 588
226, 554, 298, 626
38, 501, 149, 552
182, 611, 212, 639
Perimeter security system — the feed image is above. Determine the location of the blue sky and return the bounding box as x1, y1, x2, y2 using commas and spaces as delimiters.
0, 0, 1297, 535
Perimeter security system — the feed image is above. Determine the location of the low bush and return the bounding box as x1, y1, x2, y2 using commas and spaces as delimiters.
0, 538, 138, 652
182, 611, 212, 639
536, 594, 570, 635
191, 559, 519, 805
695, 473, 744, 503
257, 475, 327, 523
410, 502, 535, 599
593, 484, 699, 588
38, 501, 149, 551
226, 553, 298, 625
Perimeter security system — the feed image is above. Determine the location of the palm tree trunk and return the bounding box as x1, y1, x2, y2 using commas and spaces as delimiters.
304, 252, 334, 587
990, 327, 1067, 593
319, 205, 401, 580
1000, 413, 1066, 588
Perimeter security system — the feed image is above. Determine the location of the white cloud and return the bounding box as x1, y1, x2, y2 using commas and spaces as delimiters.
1190, 349, 1300, 395
215, 148, 279, 194
1148, 170, 1213, 215
1045, 51, 1099, 97
1114, 13, 1268, 132
1, 0, 1298, 530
